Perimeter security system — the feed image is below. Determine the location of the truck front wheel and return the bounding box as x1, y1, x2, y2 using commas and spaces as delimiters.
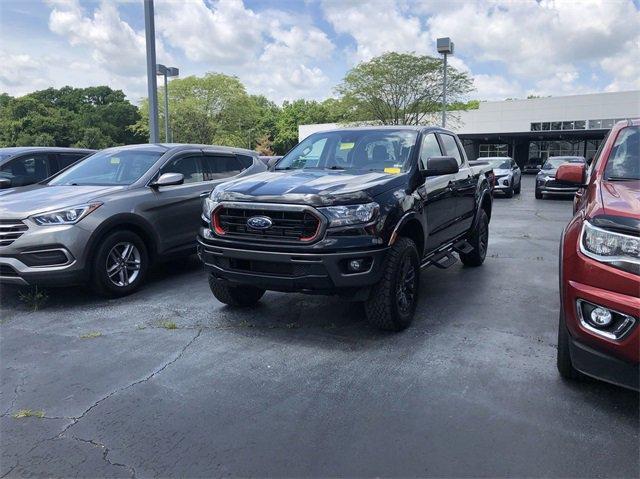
208, 275, 265, 306
364, 237, 420, 331
460, 210, 489, 267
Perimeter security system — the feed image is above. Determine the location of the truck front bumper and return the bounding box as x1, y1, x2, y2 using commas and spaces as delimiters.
197, 237, 389, 294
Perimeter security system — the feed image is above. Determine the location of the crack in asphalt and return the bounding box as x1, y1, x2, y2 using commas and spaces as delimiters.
72, 436, 137, 478
1, 329, 202, 477
1, 376, 25, 417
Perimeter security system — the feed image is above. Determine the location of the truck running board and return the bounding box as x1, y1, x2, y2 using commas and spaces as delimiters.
420, 239, 473, 270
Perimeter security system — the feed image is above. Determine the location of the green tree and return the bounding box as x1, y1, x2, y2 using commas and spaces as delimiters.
336, 52, 474, 125
273, 100, 333, 153
0, 86, 143, 148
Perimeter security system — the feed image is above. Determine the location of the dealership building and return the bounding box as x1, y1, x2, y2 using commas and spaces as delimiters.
299, 90, 639, 166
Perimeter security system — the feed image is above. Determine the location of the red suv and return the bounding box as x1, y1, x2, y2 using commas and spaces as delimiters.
556, 119, 639, 390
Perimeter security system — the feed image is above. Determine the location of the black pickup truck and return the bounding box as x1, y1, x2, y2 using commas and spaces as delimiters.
198, 126, 493, 330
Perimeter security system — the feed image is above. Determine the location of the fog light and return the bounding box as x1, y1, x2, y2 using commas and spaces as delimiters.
348, 259, 363, 272
590, 307, 612, 327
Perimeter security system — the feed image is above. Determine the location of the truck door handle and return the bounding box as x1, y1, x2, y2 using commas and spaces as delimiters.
200, 192, 210, 197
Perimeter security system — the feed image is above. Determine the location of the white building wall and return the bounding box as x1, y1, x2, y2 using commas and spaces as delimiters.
298, 90, 640, 140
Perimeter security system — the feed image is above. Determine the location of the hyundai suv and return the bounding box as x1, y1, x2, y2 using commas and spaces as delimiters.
0, 143, 265, 296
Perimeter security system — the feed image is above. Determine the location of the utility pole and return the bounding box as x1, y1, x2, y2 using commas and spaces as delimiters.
437, 37, 454, 128
144, 0, 159, 143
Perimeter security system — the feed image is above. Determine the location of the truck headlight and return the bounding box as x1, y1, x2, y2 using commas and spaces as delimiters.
30, 203, 102, 226
202, 197, 218, 223
581, 221, 640, 273
318, 202, 379, 227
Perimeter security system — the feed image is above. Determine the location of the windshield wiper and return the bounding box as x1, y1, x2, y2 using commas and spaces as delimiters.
607, 176, 639, 181
325, 166, 345, 170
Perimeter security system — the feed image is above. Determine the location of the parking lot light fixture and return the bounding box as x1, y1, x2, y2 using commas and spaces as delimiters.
436, 37, 454, 128
156, 64, 180, 143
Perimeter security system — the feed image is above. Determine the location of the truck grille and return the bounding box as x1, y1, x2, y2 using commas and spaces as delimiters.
0, 220, 28, 247
213, 204, 324, 244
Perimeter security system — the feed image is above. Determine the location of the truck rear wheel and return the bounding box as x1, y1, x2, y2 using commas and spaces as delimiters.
364, 237, 420, 331
460, 210, 489, 267
208, 275, 265, 307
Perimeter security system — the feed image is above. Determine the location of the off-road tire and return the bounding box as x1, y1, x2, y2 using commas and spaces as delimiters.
208, 275, 265, 306
557, 309, 583, 381
535, 188, 543, 199
91, 230, 148, 297
364, 237, 420, 331
460, 210, 489, 267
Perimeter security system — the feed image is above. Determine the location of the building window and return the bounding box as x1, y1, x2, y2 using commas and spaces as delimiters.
541, 122, 551, 131
479, 144, 509, 157
531, 123, 541, 131
529, 140, 585, 162
551, 122, 562, 131
561, 121, 574, 130
574, 120, 586, 129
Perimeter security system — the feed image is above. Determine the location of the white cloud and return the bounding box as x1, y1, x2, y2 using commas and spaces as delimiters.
0, 51, 49, 95
322, 0, 431, 63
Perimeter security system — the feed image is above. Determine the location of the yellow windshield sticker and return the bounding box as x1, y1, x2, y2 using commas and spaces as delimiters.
384, 167, 401, 174
110, 157, 120, 165
339, 142, 354, 150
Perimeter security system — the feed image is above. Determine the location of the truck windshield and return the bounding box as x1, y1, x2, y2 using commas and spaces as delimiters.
275, 130, 419, 173
49, 148, 163, 186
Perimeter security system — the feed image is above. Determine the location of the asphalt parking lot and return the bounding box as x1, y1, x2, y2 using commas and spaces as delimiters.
1, 175, 638, 478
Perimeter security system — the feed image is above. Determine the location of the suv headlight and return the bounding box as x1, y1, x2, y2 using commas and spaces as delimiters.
581, 221, 640, 273
30, 203, 102, 226
318, 202, 379, 227
202, 197, 218, 223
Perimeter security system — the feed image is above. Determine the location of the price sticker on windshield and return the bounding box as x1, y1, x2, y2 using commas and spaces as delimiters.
384, 167, 401, 174
110, 157, 121, 165
339, 142, 354, 150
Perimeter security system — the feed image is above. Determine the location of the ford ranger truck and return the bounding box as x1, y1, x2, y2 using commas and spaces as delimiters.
197, 126, 493, 331
556, 119, 639, 390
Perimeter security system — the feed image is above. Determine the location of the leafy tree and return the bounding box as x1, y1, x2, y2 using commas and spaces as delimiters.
254, 135, 275, 155
0, 86, 143, 148
336, 52, 473, 125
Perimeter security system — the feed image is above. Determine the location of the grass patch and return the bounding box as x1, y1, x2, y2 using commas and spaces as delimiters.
18, 286, 48, 312
159, 321, 177, 330
79, 331, 102, 339
13, 409, 45, 419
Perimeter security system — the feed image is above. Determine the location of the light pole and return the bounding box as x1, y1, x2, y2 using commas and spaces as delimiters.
437, 37, 454, 128
156, 64, 179, 142
144, 0, 159, 143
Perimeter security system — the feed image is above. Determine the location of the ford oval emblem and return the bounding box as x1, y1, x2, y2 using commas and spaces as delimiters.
247, 215, 273, 230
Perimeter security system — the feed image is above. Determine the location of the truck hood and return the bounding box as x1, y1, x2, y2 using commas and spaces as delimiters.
493, 168, 511, 176
0, 184, 126, 219
600, 180, 640, 220
213, 169, 407, 206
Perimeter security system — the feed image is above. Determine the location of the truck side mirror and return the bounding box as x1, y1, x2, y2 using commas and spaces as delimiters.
556, 163, 585, 186
422, 156, 459, 177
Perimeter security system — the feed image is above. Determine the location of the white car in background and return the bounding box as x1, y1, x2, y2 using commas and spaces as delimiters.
483, 157, 521, 198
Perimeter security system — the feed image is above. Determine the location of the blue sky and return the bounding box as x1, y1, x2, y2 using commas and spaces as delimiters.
1, 0, 639, 104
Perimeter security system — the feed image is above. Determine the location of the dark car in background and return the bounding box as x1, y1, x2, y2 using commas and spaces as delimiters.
0, 147, 94, 189
199, 126, 493, 331
523, 157, 543, 174
0, 143, 266, 296
556, 119, 639, 390
535, 156, 585, 199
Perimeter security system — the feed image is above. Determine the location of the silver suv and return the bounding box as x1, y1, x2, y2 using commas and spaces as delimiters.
0, 143, 266, 296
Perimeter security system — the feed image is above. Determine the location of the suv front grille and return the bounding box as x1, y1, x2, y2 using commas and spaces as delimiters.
0, 220, 28, 247
213, 203, 324, 244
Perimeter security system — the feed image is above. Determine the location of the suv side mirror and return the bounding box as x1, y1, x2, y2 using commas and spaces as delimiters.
556, 163, 585, 186
422, 156, 459, 177
0, 178, 11, 189
152, 172, 184, 187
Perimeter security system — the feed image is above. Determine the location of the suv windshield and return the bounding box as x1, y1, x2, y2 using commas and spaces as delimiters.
605, 126, 639, 180
275, 130, 419, 173
49, 148, 163, 186
485, 159, 511, 169
542, 157, 583, 170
